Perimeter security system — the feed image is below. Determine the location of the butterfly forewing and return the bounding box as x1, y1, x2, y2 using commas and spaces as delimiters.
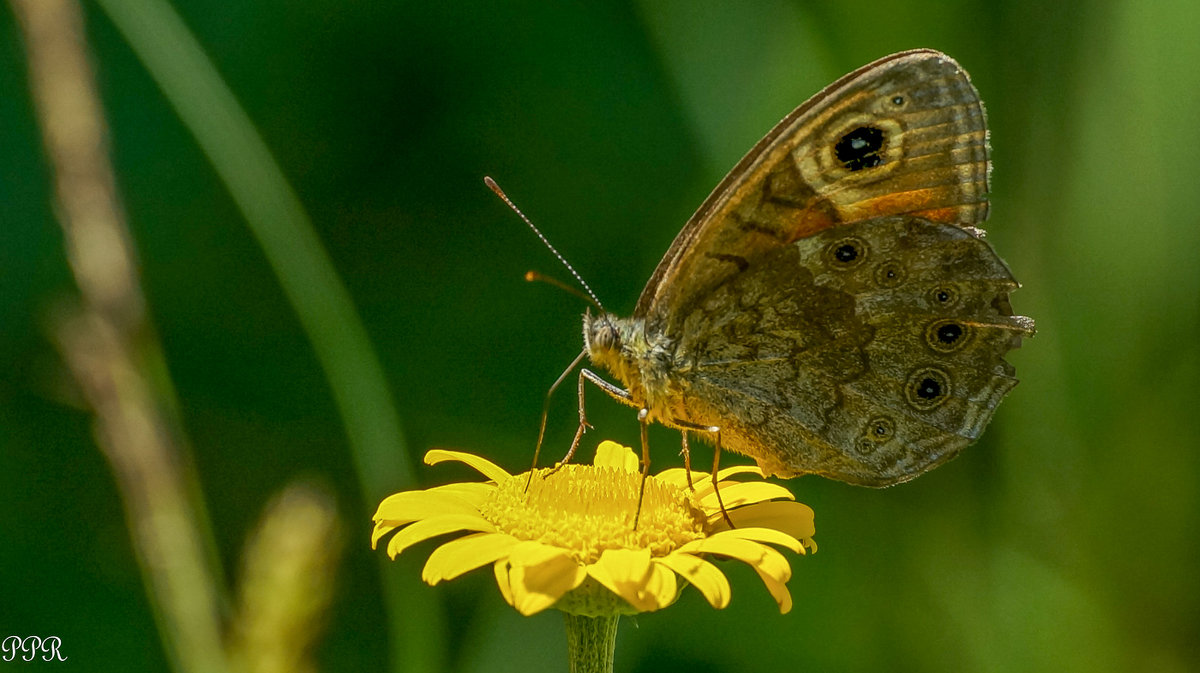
635, 49, 990, 336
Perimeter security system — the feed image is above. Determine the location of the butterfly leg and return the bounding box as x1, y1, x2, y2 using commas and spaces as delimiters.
556, 369, 595, 470
680, 431, 694, 491
633, 408, 652, 529
553, 368, 636, 468
708, 430, 734, 529
668, 419, 733, 528
527, 349, 589, 490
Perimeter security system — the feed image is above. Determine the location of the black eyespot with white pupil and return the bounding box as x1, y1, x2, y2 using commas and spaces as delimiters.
925, 319, 971, 354
905, 367, 951, 410
826, 237, 867, 269
857, 416, 895, 455
834, 126, 886, 172
929, 285, 959, 308
937, 323, 963, 344
891, 95, 905, 106
870, 418, 894, 438
874, 261, 905, 288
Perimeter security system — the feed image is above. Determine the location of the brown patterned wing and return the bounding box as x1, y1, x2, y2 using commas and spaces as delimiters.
636, 49, 990, 335
666, 217, 1032, 484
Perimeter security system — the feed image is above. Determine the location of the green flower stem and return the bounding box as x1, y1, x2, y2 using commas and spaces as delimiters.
563, 613, 619, 673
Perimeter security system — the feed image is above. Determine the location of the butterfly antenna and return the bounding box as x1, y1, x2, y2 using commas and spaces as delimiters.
485, 176, 605, 312
524, 270, 599, 307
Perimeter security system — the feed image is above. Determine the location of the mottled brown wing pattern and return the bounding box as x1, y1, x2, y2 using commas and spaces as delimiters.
637, 50, 990, 337
579, 50, 1029, 486
667, 217, 1031, 484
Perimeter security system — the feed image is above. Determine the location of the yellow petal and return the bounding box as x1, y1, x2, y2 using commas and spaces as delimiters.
656, 553, 731, 609
422, 532, 520, 584
584, 552, 678, 613
371, 519, 399, 549
706, 527, 803, 554
657, 464, 763, 491
752, 542, 790, 583
715, 464, 764, 480
653, 467, 696, 488
424, 449, 512, 482
594, 441, 639, 472
425, 481, 495, 507
642, 561, 679, 611
753, 544, 792, 584
507, 540, 571, 568
678, 537, 790, 583
587, 548, 657, 612
373, 490, 483, 526
589, 548, 651, 586
699, 481, 795, 510
752, 563, 794, 614
386, 514, 496, 559
670, 465, 765, 494
493, 560, 514, 606
708, 500, 816, 542
507, 551, 586, 616
678, 537, 793, 613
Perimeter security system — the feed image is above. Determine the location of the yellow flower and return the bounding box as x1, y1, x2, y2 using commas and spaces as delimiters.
372, 441, 816, 617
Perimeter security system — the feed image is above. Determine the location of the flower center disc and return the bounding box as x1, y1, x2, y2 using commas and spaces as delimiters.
480, 465, 707, 564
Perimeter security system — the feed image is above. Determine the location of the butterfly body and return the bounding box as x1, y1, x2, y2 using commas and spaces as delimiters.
580, 49, 1032, 486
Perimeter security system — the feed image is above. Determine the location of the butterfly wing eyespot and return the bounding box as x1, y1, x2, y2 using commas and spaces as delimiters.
873, 260, 906, 288
905, 367, 952, 410
870, 417, 895, 439
925, 319, 971, 353
818, 116, 905, 182
824, 236, 869, 269
833, 125, 888, 171
927, 285, 961, 309
855, 416, 896, 455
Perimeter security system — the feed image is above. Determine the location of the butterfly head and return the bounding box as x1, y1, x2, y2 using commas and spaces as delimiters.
583, 309, 647, 394
583, 308, 621, 362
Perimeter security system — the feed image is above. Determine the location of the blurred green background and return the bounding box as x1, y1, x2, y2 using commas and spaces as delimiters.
3, 0, 1198, 671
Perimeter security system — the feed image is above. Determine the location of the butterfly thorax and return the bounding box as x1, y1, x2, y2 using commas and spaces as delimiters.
583, 312, 677, 418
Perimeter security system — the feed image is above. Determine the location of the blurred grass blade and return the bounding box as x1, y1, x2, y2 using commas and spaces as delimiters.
12, 0, 229, 670
230, 482, 342, 673
91, 0, 439, 671
91, 0, 412, 497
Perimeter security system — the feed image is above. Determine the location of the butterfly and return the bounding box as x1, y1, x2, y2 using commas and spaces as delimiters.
504, 49, 1033, 488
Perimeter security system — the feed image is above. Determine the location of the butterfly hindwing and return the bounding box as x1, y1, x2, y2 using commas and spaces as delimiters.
668, 217, 1029, 484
